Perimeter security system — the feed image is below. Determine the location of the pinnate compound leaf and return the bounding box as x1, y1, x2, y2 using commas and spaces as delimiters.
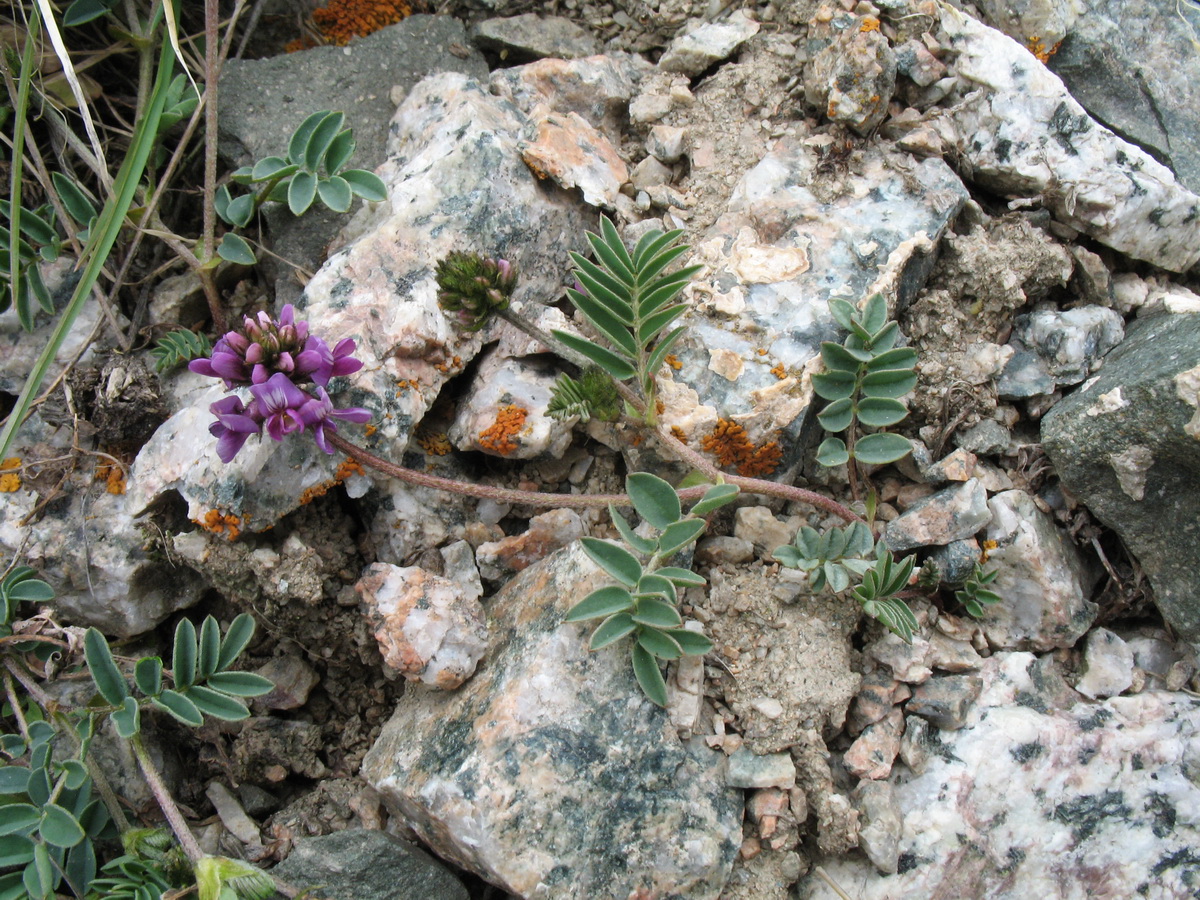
689, 483, 739, 516
817, 397, 854, 433
0, 805, 40, 837
131, 656, 159, 703
811, 369, 856, 401
111, 696, 140, 739
341, 169, 387, 201
626, 473, 680, 529
287, 171, 318, 216
573, 292, 638, 356
668, 628, 713, 656
203, 672, 275, 697
815, 437, 850, 468
656, 518, 707, 557
637, 627, 683, 659
185, 686, 250, 722
580, 537, 642, 586
152, 690, 202, 728
631, 228, 679, 267
644, 325, 686, 376
197, 617, 222, 680
589, 613, 637, 650
856, 397, 908, 427
598, 215, 635, 278
39, 805, 84, 848
631, 598, 683, 629
317, 175, 353, 213
217, 233, 256, 265
652, 568, 703, 590
609, 507, 658, 555
631, 643, 667, 707
172, 619, 197, 689
821, 342, 864, 373
566, 586, 634, 622
84, 628, 128, 706
636, 573, 677, 604
861, 293, 888, 335
861, 368, 918, 399
217, 613, 257, 672
829, 297, 856, 331
853, 432, 912, 465
551, 330, 637, 380
586, 229, 634, 287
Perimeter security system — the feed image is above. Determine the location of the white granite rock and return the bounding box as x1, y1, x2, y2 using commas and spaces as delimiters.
1075, 627, 1135, 700
362, 542, 741, 898
884, 479, 991, 553
932, 6, 1200, 272
801, 652, 1200, 899
981, 490, 1099, 650
998, 305, 1125, 398
658, 10, 760, 77
356, 562, 488, 689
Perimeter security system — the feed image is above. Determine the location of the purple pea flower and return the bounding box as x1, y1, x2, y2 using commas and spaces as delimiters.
208, 395, 263, 463
250, 373, 311, 443
190, 336, 250, 388
299, 386, 372, 454
294, 336, 364, 387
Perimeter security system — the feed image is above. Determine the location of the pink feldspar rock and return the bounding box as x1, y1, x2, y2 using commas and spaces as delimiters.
356, 563, 488, 689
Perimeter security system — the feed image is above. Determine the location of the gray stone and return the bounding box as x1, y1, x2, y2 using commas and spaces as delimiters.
844, 708, 904, 780
1074, 627, 1134, 700
253, 656, 319, 711
801, 653, 1200, 899
926, 630, 984, 674
884, 479, 991, 553
470, 14, 599, 61
852, 780, 902, 875
694, 535, 755, 566
647, 124, 687, 163
997, 306, 1124, 399
805, 13, 897, 135
975, 0, 1078, 54
658, 10, 760, 77
926, 538, 982, 586
732, 506, 793, 560
1049, 0, 1200, 195
475, 508, 585, 581
270, 829, 468, 900
1042, 312, 1200, 641
361, 542, 740, 898
727, 748, 797, 789
905, 674, 982, 730
931, 6, 1200, 273
954, 419, 1010, 455
980, 490, 1099, 651
218, 17, 488, 304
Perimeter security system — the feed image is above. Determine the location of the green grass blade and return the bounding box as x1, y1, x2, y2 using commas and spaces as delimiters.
0, 37, 176, 462
7, 5, 39, 331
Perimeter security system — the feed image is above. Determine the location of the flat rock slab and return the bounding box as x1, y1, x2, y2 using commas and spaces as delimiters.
799, 652, 1200, 899
666, 136, 967, 458
270, 829, 468, 900
362, 542, 741, 899
1042, 311, 1200, 642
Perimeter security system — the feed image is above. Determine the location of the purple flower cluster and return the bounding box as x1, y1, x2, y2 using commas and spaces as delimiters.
190, 305, 371, 462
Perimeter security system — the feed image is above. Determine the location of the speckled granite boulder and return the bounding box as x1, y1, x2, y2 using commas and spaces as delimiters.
799, 652, 1200, 898
361, 541, 741, 899
1042, 311, 1200, 643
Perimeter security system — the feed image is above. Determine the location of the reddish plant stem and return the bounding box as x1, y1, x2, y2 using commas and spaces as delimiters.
328, 431, 861, 523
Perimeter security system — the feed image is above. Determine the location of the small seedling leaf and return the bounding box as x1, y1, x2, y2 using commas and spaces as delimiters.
815, 437, 850, 468
39, 805, 84, 848
185, 686, 250, 722
152, 690, 202, 727
626, 473, 680, 529
83, 628, 128, 706
853, 432, 912, 465
134, 657, 162, 696
203, 672, 275, 697
217, 233, 256, 265
657, 518, 707, 558
580, 538, 642, 587
172, 619, 197, 689
637, 627, 683, 659
631, 643, 667, 707
589, 613, 637, 650
632, 597, 683, 628
217, 614, 257, 671
341, 169, 387, 201
566, 586, 634, 622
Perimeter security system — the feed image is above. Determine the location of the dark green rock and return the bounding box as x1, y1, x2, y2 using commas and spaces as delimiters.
1041, 312, 1200, 642
271, 829, 468, 900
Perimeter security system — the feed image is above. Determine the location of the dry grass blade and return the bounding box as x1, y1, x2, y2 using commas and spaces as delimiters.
30, 0, 112, 190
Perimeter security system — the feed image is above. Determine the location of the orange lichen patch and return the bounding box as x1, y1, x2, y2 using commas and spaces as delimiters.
1025, 35, 1062, 63
980, 538, 999, 563
364, 424, 378, 437
756, 348, 769, 356
630, 433, 644, 448
859, 16, 880, 32
664, 354, 683, 371
395, 379, 417, 393
701, 419, 783, 478
299, 479, 338, 506
434, 356, 463, 375
415, 427, 453, 456
285, 36, 319, 53
94, 462, 126, 495
335, 457, 365, 480
0, 458, 20, 493
198, 509, 242, 540
770, 363, 787, 380
477, 405, 528, 456
670, 426, 688, 443
310, 0, 412, 46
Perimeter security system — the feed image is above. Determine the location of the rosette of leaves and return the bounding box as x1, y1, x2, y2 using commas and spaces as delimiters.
435, 251, 518, 331
773, 521, 875, 592
150, 328, 212, 373
813, 293, 916, 469
0, 713, 114, 899
83, 614, 274, 735
552, 217, 702, 426
955, 563, 1002, 618
546, 367, 621, 423
565, 473, 739, 705
854, 550, 919, 642
214, 111, 387, 265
